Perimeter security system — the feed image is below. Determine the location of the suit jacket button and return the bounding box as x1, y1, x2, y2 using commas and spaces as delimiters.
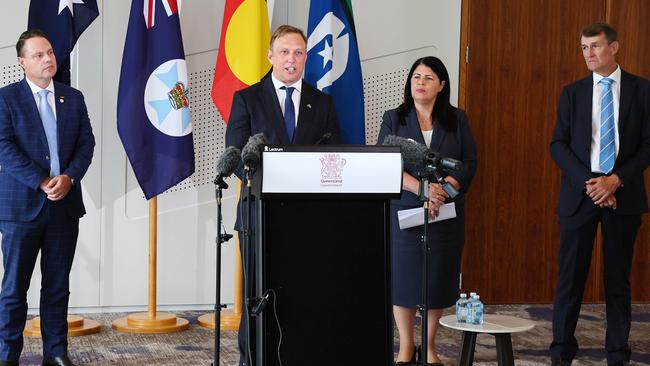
45, 155, 50, 160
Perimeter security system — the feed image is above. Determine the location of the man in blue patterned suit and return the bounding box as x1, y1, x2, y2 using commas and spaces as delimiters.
0, 30, 95, 366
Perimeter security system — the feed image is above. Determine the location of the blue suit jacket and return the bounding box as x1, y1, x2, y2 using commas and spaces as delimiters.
550, 70, 650, 216
0, 78, 95, 221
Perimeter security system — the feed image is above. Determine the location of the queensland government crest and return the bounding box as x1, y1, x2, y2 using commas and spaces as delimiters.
320, 153, 346, 186
143, 59, 192, 137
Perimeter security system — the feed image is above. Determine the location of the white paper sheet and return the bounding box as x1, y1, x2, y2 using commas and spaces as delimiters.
397, 202, 457, 230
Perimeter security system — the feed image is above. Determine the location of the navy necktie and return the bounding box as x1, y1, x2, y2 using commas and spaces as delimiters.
599, 77, 615, 173
281, 86, 295, 143
38, 89, 60, 176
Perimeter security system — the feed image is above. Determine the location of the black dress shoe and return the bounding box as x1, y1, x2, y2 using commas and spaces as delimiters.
0, 360, 18, 366
42, 355, 75, 366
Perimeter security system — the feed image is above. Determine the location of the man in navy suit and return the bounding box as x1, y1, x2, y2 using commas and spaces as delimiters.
0, 30, 94, 366
225, 24, 341, 153
550, 23, 650, 366
225, 25, 341, 366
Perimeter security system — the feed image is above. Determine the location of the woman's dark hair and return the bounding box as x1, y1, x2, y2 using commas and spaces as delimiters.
396, 56, 457, 131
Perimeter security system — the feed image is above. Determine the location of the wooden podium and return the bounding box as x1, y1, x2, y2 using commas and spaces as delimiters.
248, 145, 401, 366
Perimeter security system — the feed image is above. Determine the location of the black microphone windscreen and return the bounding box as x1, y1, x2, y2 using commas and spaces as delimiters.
241, 133, 266, 169
216, 146, 241, 177
382, 134, 428, 166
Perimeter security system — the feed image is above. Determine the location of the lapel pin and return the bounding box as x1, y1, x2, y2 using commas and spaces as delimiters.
59, 96, 64, 103
306, 103, 312, 109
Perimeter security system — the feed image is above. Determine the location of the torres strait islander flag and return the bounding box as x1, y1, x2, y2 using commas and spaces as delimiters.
306, 0, 365, 144
211, 0, 272, 123
117, 0, 195, 199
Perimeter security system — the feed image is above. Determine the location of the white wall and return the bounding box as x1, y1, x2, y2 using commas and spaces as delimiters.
0, 0, 461, 311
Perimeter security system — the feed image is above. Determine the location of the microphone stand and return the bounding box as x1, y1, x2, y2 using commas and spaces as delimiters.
242, 167, 255, 366
417, 165, 452, 366
416, 171, 430, 366
212, 176, 233, 366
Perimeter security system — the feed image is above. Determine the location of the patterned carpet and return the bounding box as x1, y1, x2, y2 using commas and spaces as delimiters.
16, 304, 650, 365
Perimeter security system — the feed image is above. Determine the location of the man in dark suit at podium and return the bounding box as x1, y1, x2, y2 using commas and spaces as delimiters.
0, 30, 95, 366
549, 22, 650, 366
225, 24, 341, 153
225, 24, 341, 366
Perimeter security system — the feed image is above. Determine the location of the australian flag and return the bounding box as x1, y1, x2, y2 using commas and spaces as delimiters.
305, 0, 365, 144
28, 0, 99, 85
117, 0, 195, 199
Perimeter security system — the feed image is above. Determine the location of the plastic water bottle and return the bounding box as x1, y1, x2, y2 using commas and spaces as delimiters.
473, 295, 484, 325
455, 293, 468, 322
466, 294, 477, 324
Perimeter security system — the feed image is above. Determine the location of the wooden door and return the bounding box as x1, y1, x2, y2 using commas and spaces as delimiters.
458, 0, 650, 303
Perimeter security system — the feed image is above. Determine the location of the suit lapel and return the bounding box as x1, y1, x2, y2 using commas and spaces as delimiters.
294, 81, 314, 144
19, 79, 49, 148
54, 84, 66, 154
259, 77, 289, 145
405, 109, 426, 145
577, 76, 593, 160
618, 70, 635, 134
430, 118, 447, 152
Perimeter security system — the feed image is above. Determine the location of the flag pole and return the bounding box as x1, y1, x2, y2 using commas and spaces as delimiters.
148, 196, 157, 319
112, 197, 189, 334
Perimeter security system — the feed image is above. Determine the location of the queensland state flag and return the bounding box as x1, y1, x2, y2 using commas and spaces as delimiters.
117, 0, 195, 200
305, 0, 365, 144
211, 0, 272, 123
28, 0, 99, 85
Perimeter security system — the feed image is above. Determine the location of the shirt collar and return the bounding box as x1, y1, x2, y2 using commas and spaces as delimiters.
270, 73, 302, 93
593, 65, 621, 86
25, 77, 54, 96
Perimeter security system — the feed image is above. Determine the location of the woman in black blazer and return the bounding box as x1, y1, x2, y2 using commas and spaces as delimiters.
377, 56, 477, 365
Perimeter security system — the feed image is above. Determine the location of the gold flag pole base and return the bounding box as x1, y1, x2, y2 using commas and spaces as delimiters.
112, 312, 189, 334
197, 309, 240, 330
24, 315, 101, 337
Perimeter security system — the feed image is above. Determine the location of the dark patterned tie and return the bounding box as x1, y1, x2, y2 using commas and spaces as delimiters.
281, 86, 295, 143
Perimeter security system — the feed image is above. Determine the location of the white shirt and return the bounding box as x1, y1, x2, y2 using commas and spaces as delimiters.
271, 73, 301, 127
422, 130, 433, 148
590, 66, 620, 173
25, 78, 57, 120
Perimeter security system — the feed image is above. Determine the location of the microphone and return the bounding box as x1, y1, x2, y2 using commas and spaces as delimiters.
383, 134, 462, 198
315, 132, 332, 145
382, 135, 429, 166
241, 133, 266, 171
382, 134, 462, 171
424, 151, 463, 171
214, 146, 241, 186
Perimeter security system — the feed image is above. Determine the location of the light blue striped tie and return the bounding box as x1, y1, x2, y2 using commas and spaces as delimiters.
599, 78, 615, 174
38, 89, 60, 176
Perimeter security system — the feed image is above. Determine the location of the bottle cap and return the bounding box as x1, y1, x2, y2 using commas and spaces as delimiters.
460, 293, 467, 297
470, 292, 477, 296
